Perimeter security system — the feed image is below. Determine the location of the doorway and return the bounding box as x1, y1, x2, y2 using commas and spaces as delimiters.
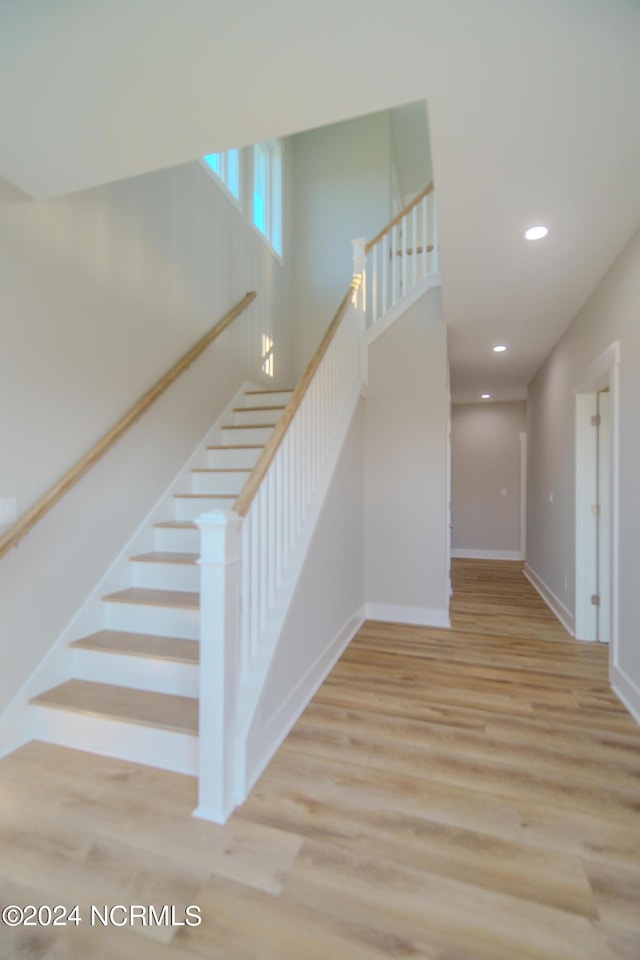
574, 343, 619, 660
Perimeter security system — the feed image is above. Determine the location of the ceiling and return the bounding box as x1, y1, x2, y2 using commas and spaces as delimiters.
2, 0, 640, 403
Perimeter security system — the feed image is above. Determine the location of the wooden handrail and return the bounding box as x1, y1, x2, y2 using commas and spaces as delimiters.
0, 291, 256, 560
234, 276, 361, 517
365, 182, 434, 254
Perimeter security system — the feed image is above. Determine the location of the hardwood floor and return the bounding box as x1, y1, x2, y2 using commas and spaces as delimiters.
1, 560, 639, 959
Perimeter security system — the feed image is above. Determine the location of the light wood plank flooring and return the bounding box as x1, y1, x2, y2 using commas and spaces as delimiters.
1, 561, 639, 959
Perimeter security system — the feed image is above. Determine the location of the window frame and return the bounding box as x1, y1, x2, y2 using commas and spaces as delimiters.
252, 139, 283, 259
201, 148, 241, 206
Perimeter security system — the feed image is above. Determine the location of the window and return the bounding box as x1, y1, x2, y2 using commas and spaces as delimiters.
253, 140, 282, 256
202, 148, 240, 202
261, 334, 274, 378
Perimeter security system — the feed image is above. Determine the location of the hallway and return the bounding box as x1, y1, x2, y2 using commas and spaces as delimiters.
450, 558, 571, 641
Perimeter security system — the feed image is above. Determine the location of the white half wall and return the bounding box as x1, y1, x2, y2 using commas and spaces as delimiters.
363, 287, 449, 625
527, 226, 640, 717
0, 159, 293, 714
451, 401, 527, 555
245, 404, 365, 788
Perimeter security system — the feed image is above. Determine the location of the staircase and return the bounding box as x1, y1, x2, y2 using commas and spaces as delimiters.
28, 387, 293, 775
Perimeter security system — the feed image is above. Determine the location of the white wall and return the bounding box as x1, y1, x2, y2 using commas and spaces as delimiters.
0, 157, 293, 714
451, 401, 526, 557
290, 111, 393, 375
245, 404, 364, 787
527, 227, 640, 716
363, 287, 449, 626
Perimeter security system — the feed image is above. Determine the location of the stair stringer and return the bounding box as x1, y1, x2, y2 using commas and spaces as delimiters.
0, 379, 263, 761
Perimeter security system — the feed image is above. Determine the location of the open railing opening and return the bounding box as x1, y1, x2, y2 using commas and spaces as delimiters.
353, 182, 437, 328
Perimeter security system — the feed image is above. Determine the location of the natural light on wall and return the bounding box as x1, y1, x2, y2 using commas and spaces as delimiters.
261, 334, 274, 378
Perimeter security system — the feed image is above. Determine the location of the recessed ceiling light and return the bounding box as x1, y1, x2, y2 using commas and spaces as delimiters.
493, 345, 507, 353
524, 225, 549, 240
481, 394, 491, 399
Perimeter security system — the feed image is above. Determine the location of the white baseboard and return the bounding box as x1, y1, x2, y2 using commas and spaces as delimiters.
524, 564, 575, 636
611, 664, 640, 727
364, 603, 450, 628
452, 548, 524, 561
245, 608, 365, 794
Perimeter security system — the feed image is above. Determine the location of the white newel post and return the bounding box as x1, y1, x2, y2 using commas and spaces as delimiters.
352, 237, 367, 313
194, 509, 242, 824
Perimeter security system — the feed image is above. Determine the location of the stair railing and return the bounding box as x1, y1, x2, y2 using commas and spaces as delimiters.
196, 276, 363, 823
352, 182, 437, 329
196, 182, 437, 824
0, 292, 257, 561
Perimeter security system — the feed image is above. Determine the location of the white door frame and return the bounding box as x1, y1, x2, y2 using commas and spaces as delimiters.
574, 343, 620, 668
519, 432, 527, 560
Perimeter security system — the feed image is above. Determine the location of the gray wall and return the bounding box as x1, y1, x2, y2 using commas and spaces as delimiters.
364, 287, 449, 623
527, 226, 640, 709
290, 111, 393, 376
0, 160, 293, 714
451, 402, 526, 555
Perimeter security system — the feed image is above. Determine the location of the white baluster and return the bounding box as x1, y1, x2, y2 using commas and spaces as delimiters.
382, 234, 388, 315
371, 245, 377, 326
411, 205, 417, 289
432, 198, 438, 274
422, 195, 428, 278
391, 224, 398, 305
401, 215, 408, 297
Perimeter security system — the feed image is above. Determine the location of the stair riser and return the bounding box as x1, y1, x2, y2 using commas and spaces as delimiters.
233, 408, 283, 426
154, 526, 200, 552
191, 471, 248, 495
30, 706, 198, 775
174, 496, 235, 521
131, 561, 199, 592
105, 602, 199, 640
244, 391, 292, 407
207, 447, 262, 469
221, 426, 273, 446
73, 649, 199, 697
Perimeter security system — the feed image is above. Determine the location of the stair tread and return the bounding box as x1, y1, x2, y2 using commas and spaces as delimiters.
31, 680, 198, 735
130, 551, 198, 565
173, 492, 237, 499
245, 388, 293, 395
233, 405, 286, 412
153, 520, 196, 529
70, 630, 199, 663
207, 444, 263, 450
221, 423, 277, 430
103, 587, 199, 610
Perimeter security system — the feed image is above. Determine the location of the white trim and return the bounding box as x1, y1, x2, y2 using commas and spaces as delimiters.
364, 603, 450, 628
244, 609, 364, 795
452, 548, 524, 561
364, 274, 441, 348
524, 564, 575, 636
519, 431, 527, 559
573, 342, 620, 670
611, 664, 640, 727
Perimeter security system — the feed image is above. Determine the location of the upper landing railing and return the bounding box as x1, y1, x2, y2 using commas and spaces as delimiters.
352, 182, 438, 327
